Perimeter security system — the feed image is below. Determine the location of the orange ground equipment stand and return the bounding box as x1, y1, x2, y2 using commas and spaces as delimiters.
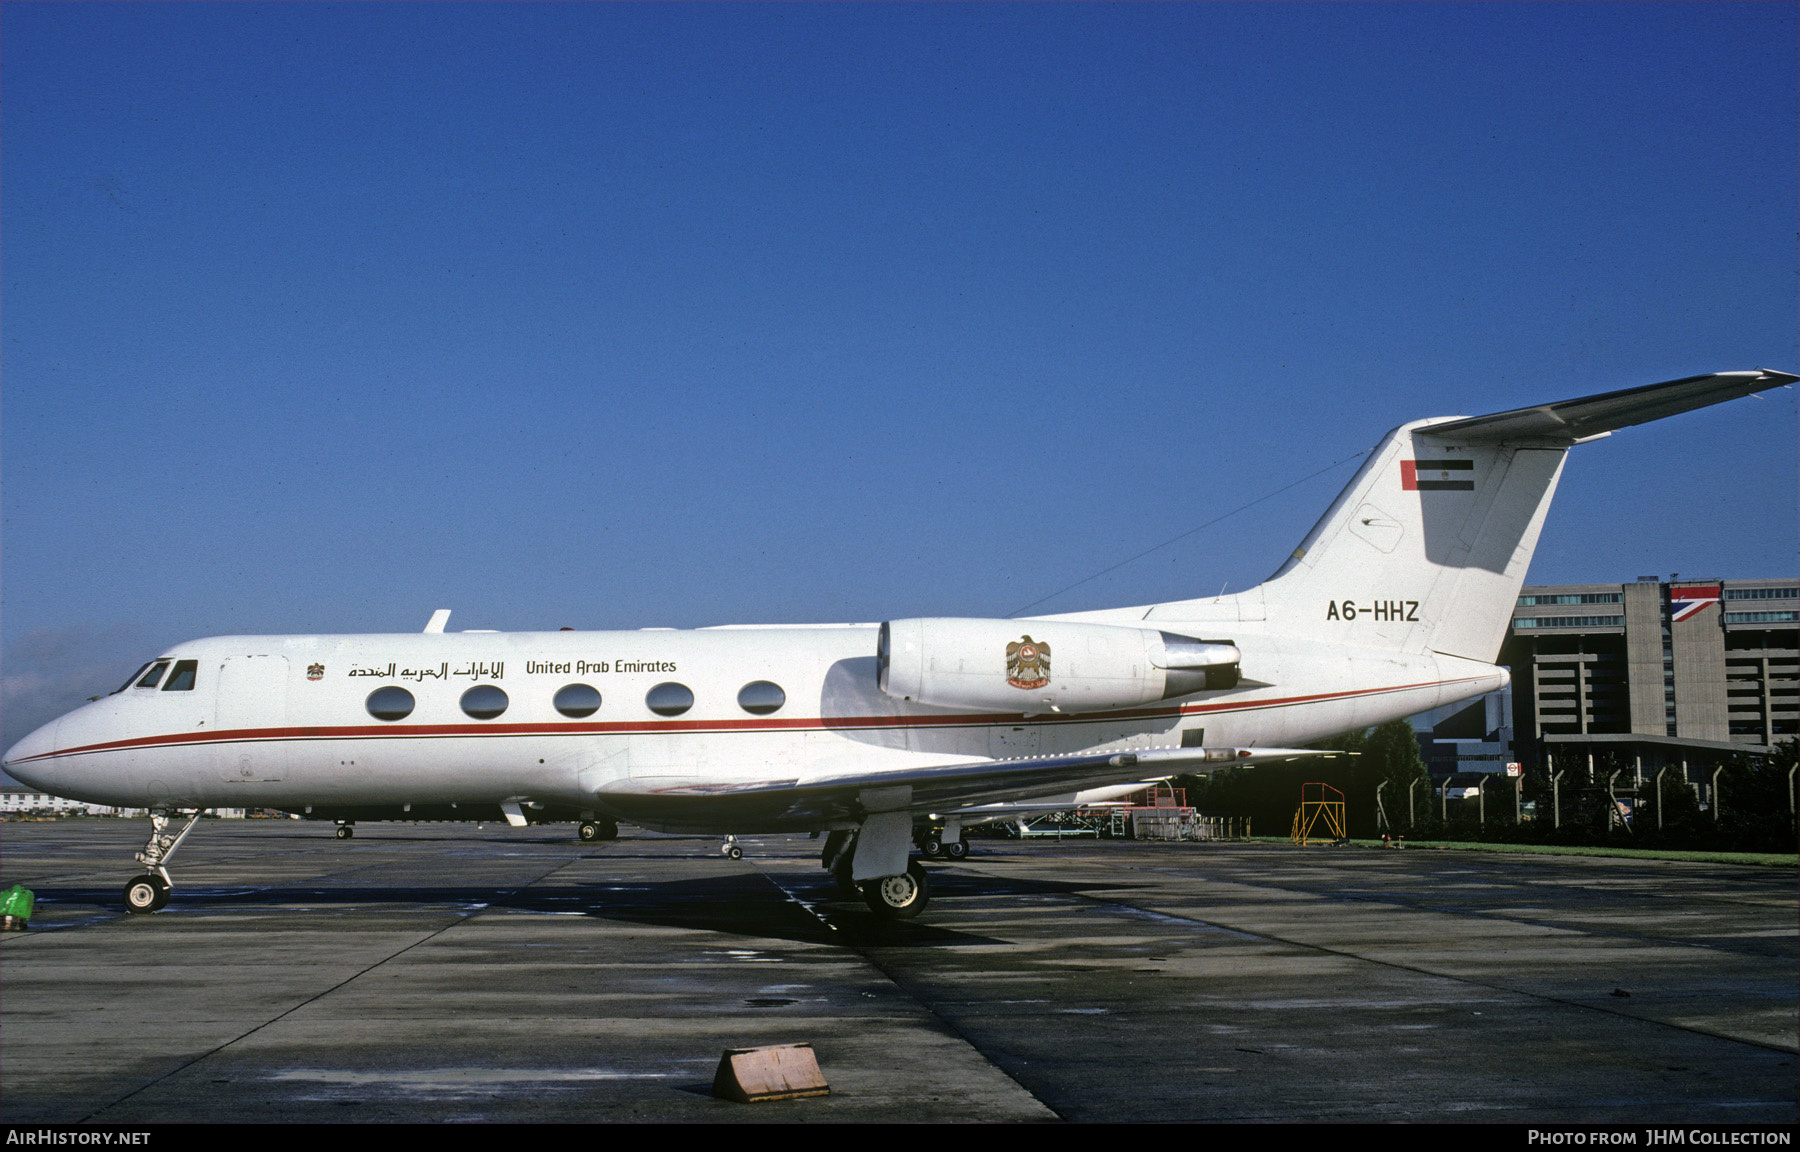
1291, 782, 1348, 845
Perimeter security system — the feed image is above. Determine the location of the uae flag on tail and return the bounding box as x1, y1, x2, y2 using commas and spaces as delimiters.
1401, 459, 1474, 491
1669, 585, 1721, 623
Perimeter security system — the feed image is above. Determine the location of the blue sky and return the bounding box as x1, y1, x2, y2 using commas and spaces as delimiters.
3, 2, 1795, 751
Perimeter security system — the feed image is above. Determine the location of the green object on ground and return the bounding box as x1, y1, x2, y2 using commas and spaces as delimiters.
1, 885, 35, 921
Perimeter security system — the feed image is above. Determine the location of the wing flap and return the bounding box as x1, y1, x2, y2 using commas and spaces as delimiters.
595, 746, 1337, 829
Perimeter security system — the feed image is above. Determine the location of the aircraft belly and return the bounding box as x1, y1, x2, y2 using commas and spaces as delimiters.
595, 790, 823, 834
597, 735, 957, 833
242, 735, 576, 808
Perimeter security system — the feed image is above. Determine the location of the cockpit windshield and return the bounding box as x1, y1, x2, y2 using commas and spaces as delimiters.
113, 659, 176, 694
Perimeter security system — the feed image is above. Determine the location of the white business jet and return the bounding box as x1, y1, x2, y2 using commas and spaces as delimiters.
5, 371, 1791, 919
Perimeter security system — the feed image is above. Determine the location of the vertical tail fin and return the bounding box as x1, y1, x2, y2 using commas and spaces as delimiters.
1142, 371, 1793, 663
1252, 420, 1567, 661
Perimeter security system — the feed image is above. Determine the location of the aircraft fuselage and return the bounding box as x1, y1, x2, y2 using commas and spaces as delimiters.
6, 624, 1501, 831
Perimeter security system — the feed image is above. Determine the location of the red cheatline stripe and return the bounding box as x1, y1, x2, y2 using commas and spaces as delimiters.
15, 676, 1493, 764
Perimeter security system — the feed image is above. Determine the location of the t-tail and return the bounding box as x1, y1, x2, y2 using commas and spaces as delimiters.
1137, 370, 1796, 662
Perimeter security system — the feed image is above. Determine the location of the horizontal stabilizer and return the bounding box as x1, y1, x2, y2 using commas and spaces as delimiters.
1424, 370, 1796, 445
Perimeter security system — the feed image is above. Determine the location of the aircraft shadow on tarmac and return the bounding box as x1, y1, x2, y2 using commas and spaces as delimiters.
21, 868, 1146, 948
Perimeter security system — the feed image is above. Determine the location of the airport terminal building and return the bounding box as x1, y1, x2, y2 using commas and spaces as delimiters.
1417, 577, 1797, 777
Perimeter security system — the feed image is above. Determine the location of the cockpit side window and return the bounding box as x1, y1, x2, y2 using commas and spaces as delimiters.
113, 662, 155, 694
134, 661, 172, 690
161, 660, 198, 692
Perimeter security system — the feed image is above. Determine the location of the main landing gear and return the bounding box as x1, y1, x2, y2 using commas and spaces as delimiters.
820, 830, 933, 920
917, 826, 969, 860
122, 809, 203, 914
576, 818, 618, 843
822, 830, 859, 895
861, 860, 930, 919
335, 822, 355, 840
720, 836, 743, 860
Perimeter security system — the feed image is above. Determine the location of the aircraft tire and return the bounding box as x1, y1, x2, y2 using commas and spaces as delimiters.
861, 861, 930, 920
727, 845, 743, 860
944, 840, 969, 860
123, 875, 166, 914
918, 836, 942, 858
578, 821, 600, 842
335, 825, 354, 840
832, 858, 859, 897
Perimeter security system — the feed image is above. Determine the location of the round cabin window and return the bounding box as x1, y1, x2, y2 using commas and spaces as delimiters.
366, 686, 415, 722
554, 683, 602, 718
736, 680, 786, 715
645, 682, 694, 717
460, 684, 509, 720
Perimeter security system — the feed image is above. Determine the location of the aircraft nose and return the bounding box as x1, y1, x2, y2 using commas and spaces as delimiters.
2, 719, 61, 791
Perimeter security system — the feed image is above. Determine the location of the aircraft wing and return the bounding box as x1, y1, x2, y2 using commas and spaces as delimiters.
594, 746, 1340, 829
1424, 369, 1797, 446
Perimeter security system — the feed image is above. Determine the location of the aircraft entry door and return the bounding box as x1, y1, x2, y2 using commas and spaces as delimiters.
214, 654, 289, 784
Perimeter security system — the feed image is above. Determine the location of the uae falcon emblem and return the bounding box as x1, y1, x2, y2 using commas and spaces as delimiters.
307, 664, 325, 681
1005, 635, 1051, 690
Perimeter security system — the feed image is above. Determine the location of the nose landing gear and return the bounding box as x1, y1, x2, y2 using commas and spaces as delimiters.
122, 810, 203, 914
123, 874, 170, 912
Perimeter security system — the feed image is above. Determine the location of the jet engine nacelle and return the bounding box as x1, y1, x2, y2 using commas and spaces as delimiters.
877, 618, 1239, 714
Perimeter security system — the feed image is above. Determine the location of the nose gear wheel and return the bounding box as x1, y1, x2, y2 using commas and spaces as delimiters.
123, 874, 170, 913
121, 810, 202, 914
